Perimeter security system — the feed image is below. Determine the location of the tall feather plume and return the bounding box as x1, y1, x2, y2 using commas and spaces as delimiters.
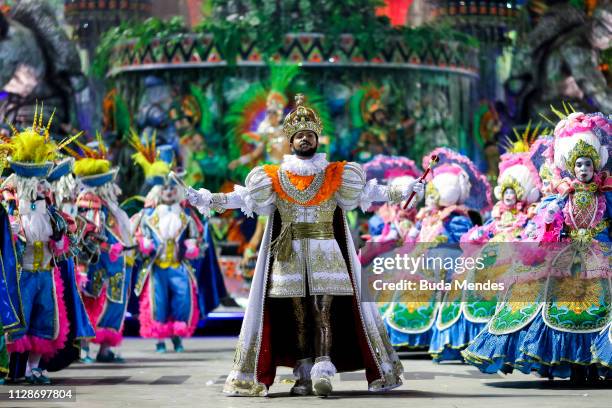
38, 101, 44, 133
97, 132, 107, 158
128, 128, 156, 164
550, 104, 567, 120
57, 131, 84, 152
8, 123, 18, 137
45, 108, 56, 136
539, 112, 555, 125
500, 120, 542, 153
33, 101, 38, 130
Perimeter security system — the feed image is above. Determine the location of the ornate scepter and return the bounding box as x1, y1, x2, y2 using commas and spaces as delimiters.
402, 154, 439, 210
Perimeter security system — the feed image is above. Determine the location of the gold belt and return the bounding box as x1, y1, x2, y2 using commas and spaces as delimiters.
155, 259, 181, 269
271, 222, 334, 262
291, 222, 334, 240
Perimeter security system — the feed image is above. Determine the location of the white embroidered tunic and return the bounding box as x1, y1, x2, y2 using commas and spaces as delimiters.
196, 153, 407, 297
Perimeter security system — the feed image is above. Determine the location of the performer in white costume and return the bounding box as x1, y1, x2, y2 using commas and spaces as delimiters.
186, 95, 423, 397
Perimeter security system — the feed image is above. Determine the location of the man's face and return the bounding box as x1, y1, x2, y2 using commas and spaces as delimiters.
503, 188, 517, 206
161, 184, 179, 204
291, 130, 318, 158
574, 157, 594, 183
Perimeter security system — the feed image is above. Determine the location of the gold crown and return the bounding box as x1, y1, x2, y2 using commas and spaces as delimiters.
498, 175, 525, 201
566, 139, 600, 175
282, 94, 323, 140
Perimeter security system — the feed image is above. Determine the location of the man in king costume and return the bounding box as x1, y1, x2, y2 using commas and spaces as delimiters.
186, 95, 422, 397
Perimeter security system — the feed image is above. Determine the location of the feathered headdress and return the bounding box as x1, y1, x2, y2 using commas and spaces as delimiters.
494, 119, 553, 204
4, 103, 81, 178
541, 104, 610, 176
500, 121, 544, 154
63, 132, 116, 187
128, 129, 173, 186
224, 64, 301, 179
350, 84, 385, 128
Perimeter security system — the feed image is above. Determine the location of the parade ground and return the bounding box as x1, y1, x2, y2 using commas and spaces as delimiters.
1, 337, 610, 408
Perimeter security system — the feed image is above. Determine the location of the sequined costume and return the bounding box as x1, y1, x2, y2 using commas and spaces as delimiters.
462, 131, 555, 375
186, 95, 419, 397
516, 112, 611, 380
1, 110, 80, 384
402, 148, 492, 361
39, 158, 96, 372
465, 112, 612, 382
359, 155, 424, 348
67, 137, 135, 362
130, 142, 201, 352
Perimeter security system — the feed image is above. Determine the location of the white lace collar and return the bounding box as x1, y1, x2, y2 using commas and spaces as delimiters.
280, 153, 329, 176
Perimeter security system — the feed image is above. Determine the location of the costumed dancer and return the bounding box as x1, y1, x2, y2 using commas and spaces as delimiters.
462, 127, 556, 375
129, 138, 201, 353
67, 135, 135, 363
516, 111, 611, 382
185, 94, 421, 397
457, 130, 543, 342
359, 155, 428, 348
2, 111, 78, 384
41, 158, 96, 371
404, 148, 492, 361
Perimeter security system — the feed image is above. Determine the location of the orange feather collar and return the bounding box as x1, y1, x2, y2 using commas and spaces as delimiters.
263, 162, 346, 206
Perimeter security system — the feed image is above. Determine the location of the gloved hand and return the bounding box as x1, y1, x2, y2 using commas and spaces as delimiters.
411, 180, 425, 197
185, 187, 212, 216
402, 180, 424, 208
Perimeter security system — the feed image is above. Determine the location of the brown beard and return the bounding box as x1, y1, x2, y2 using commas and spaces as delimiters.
292, 144, 318, 158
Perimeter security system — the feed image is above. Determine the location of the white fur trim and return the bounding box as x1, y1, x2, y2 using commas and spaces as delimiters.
281, 153, 328, 176
310, 360, 337, 380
